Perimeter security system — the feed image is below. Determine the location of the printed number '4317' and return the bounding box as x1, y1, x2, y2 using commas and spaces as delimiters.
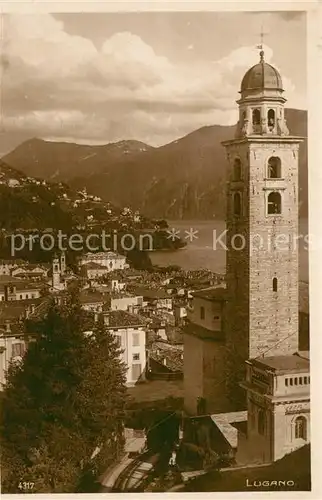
18, 482, 35, 490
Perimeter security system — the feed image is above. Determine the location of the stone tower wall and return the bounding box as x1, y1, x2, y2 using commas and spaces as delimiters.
224, 138, 300, 408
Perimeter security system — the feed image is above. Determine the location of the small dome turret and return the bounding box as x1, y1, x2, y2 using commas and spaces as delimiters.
240, 50, 283, 93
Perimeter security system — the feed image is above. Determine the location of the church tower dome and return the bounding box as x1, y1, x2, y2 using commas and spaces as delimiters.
241, 51, 283, 93
236, 49, 289, 138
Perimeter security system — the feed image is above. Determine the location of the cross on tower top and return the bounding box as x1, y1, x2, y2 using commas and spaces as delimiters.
257, 25, 269, 62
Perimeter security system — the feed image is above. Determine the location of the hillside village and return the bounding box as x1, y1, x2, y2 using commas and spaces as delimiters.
0, 249, 226, 389
0, 158, 148, 232
0, 156, 200, 400
0, 160, 185, 271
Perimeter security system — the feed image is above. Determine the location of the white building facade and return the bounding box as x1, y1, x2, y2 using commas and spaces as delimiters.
103, 311, 146, 386
80, 252, 128, 272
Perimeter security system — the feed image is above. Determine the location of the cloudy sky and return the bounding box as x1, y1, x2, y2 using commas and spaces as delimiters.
0, 11, 306, 154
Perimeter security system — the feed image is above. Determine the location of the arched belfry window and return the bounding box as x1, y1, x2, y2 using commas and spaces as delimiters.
273, 277, 278, 292
267, 192, 282, 215
267, 156, 281, 178
258, 409, 265, 435
233, 158, 242, 181
294, 416, 307, 440
268, 109, 276, 131
233, 192, 242, 216
252, 108, 261, 125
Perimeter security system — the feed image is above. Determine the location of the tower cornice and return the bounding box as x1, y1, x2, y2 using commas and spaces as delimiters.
222, 136, 305, 147
236, 96, 287, 105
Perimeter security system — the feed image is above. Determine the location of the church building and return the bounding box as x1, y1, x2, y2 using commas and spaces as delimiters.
183, 48, 309, 465
223, 48, 304, 407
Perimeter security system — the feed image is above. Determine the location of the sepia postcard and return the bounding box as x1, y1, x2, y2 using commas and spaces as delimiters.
0, 1, 321, 497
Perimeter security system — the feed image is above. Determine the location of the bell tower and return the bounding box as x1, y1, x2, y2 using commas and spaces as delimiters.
222, 49, 304, 409
52, 254, 61, 290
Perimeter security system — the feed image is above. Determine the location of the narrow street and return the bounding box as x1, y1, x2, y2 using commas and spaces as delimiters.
99, 408, 181, 492
112, 451, 160, 492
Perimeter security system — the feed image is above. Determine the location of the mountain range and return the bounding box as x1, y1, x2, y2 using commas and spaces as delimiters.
2, 109, 307, 219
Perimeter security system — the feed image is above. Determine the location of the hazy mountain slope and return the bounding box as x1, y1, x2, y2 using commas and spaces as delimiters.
3, 109, 307, 219
3, 139, 153, 181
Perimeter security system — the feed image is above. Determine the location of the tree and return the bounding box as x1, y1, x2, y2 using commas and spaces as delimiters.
75, 316, 127, 491
158, 220, 168, 229
1, 291, 127, 493
126, 248, 153, 270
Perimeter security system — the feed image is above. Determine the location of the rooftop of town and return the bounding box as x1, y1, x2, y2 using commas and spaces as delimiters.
133, 286, 171, 300
251, 353, 310, 374
149, 341, 184, 372
81, 251, 125, 260
191, 285, 227, 302
104, 310, 147, 328
79, 289, 106, 304
0, 279, 43, 292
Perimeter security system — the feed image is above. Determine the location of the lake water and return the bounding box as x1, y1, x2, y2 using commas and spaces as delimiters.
150, 220, 309, 282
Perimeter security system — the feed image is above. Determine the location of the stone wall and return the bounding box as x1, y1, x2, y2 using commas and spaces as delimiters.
202, 340, 229, 414
188, 296, 223, 332
184, 333, 204, 415
184, 332, 229, 415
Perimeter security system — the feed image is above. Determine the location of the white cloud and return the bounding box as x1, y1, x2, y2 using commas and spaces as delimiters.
2, 14, 305, 147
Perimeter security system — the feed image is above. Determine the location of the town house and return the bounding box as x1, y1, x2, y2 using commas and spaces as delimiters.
102, 310, 147, 386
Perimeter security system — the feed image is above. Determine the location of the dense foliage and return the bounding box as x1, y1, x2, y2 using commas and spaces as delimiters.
1, 291, 127, 493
